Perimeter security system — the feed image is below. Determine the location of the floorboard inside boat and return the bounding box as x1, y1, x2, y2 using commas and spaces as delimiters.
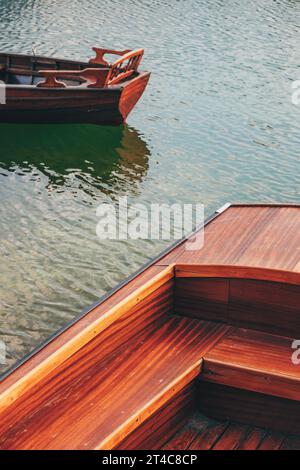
162, 412, 300, 450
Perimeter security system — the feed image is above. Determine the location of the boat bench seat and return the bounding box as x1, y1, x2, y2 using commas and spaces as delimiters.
0, 317, 228, 450
201, 327, 300, 402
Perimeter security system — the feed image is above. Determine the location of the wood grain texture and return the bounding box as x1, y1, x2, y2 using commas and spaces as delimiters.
119, 72, 150, 121
0, 319, 228, 449
236, 427, 266, 450
175, 264, 300, 285
188, 421, 228, 450
0, 265, 173, 413
118, 384, 196, 450
162, 412, 298, 450
228, 279, 300, 336
175, 278, 229, 322
258, 432, 285, 450
175, 276, 300, 337
157, 205, 300, 273
163, 414, 228, 451
198, 382, 300, 435
212, 423, 250, 450
202, 328, 300, 401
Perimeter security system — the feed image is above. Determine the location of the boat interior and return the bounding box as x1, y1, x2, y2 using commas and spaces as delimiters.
0, 50, 143, 88
0, 204, 299, 450
0, 52, 91, 86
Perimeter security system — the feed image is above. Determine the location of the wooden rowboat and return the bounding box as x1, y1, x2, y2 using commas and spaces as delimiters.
0, 48, 150, 125
0, 203, 300, 450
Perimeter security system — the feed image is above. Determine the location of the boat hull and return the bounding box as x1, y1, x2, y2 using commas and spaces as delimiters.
0, 72, 150, 125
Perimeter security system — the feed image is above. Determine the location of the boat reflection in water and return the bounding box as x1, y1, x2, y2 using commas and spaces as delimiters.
0, 123, 150, 376
0, 123, 150, 198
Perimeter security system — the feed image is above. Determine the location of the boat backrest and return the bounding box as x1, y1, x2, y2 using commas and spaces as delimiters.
106, 49, 144, 86
174, 264, 300, 338
89, 47, 132, 66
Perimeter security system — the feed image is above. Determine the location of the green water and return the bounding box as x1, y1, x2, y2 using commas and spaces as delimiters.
0, 0, 299, 374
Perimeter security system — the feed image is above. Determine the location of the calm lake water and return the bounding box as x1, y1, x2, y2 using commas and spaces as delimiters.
0, 0, 300, 374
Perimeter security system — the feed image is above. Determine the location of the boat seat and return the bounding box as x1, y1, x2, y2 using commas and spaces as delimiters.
0, 317, 228, 450
201, 327, 300, 402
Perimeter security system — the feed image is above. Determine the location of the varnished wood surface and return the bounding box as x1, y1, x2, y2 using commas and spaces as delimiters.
176, 264, 300, 285
163, 411, 299, 450
1, 204, 300, 450
0, 51, 150, 124
157, 205, 300, 272
198, 382, 300, 435
175, 276, 300, 336
202, 327, 300, 401
175, 277, 229, 323
117, 384, 196, 450
229, 278, 300, 336
0, 319, 228, 449
0, 265, 173, 411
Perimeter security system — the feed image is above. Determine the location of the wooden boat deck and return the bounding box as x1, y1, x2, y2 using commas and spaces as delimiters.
0, 204, 299, 450
157, 204, 300, 272
163, 412, 300, 450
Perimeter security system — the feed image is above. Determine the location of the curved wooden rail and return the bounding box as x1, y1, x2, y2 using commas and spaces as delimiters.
106, 48, 144, 85
175, 264, 300, 286
89, 47, 132, 66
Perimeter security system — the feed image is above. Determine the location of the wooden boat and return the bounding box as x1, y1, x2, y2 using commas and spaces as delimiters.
0, 203, 300, 450
0, 48, 150, 125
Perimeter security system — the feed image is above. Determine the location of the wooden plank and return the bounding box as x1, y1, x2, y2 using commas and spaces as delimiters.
0, 265, 174, 413
163, 414, 229, 451
157, 206, 300, 273
188, 421, 228, 450
229, 279, 300, 336
212, 423, 250, 450
197, 382, 300, 435
117, 384, 196, 450
237, 427, 266, 450
258, 432, 285, 450
0, 319, 229, 450
175, 274, 300, 337
175, 278, 229, 322
163, 429, 200, 451
202, 328, 300, 401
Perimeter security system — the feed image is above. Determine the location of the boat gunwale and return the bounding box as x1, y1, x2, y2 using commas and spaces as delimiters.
175, 264, 300, 286
3, 71, 151, 94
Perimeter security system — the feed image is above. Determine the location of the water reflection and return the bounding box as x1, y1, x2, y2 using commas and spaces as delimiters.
0, 124, 150, 198
0, 123, 150, 375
